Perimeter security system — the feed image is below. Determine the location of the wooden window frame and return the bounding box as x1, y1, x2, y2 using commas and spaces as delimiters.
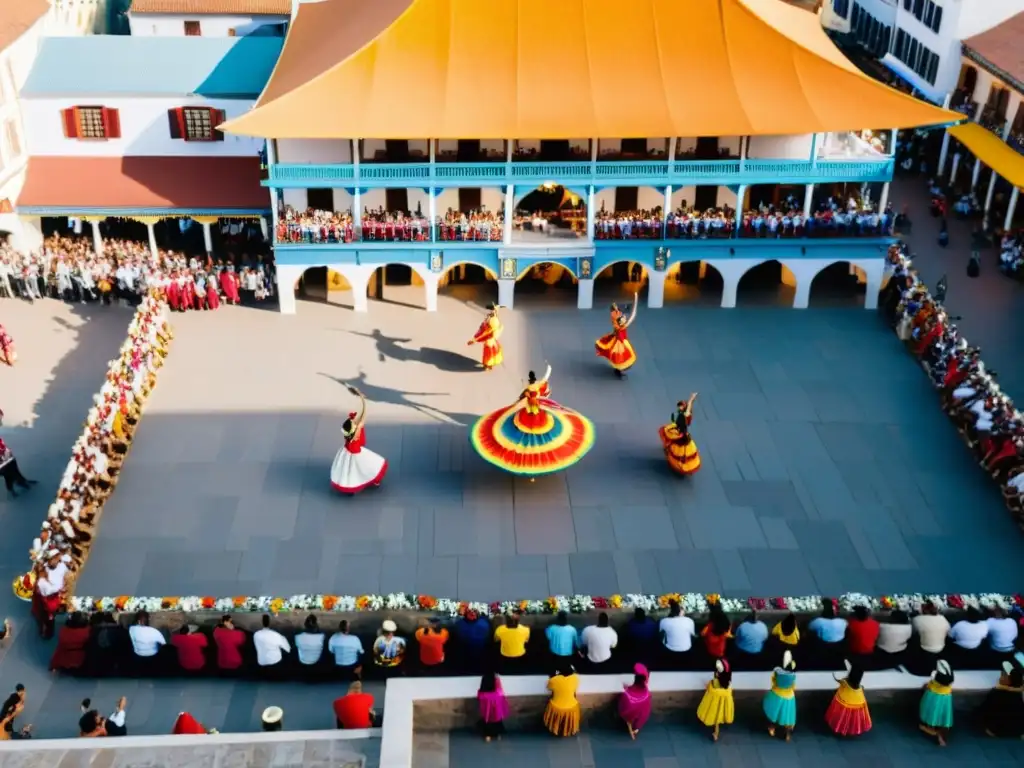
184, 20, 201, 36
61, 106, 120, 141
167, 106, 226, 142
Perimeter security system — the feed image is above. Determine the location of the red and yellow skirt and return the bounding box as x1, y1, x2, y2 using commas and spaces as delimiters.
825, 684, 872, 737
595, 332, 637, 372
658, 424, 701, 475
480, 339, 503, 370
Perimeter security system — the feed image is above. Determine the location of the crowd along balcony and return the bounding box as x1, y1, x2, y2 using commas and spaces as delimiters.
264, 157, 895, 189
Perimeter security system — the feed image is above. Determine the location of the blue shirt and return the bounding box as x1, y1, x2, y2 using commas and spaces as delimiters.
733, 620, 768, 654
625, 618, 658, 646
545, 624, 579, 656
453, 617, 492, 652
808, 617, 848, 643
327, 633, 364, 666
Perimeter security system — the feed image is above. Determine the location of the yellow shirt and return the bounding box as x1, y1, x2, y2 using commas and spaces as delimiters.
547, 673, 579, 709
494, 624, 530, 657
772, 622, 800, 646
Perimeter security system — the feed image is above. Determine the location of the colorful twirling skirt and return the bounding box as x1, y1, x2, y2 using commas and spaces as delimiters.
543, 701, 580, 737
696, 684, 734, 727
762, 689, 797, 728
595, 332, 637, 372
470, 400, 595, 477
481, 340, 503, 370
658, 424, 701, 475
825, 692, 872, 737
919, 684, 953, 730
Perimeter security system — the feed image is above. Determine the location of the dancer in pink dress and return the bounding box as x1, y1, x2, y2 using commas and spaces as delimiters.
330, 386, 388, 494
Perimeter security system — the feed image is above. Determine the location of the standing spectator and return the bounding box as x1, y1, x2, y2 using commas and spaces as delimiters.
0, 685, 30, 740
372, 620, 407, 676
0, 433, 36, 498
415, 622, 449, 672
49, 612, 91, 673
105, 697, 128, 737
327, 620, 364, 680
545, 612, 579, 661
659, 601, 696, 669
876, 610, 912, 669
171, 625, 208, 674
580, 612, 618, 672
254, 614, 292, 679
846, 606, 881, 659
912, 601, 951, 673
333, 681, 375, 729
986, 607, 1019, 656
453, 609, 492, 673
622, 608, 658, 663
128, 611, 166, 676
295, 615, 326, 675
494, 614, 530, 674
213, 615, 246, 674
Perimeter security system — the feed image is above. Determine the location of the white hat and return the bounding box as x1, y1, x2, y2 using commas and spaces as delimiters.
47, 548, 59, 557
261, 706, 283, 724
843, 658, 852, 673
782, 650, 794, 670
934, 659, 951, 678
381, 619, 397, 633
1002, 660, 1015, 675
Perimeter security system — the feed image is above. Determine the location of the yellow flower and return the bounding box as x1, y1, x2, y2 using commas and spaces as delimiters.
609, 594, 623, 608
269, 598, 285, 614
706, 593, 720, 605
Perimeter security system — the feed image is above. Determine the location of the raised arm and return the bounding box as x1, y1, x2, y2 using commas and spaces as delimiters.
348, 386, 368, 430
687, 392, 698, 410
624, 294, 639, 328
540, 363, 552, 385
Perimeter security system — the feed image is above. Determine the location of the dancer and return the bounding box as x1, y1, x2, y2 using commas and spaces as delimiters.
696, 659, 734, 742
329, 386, 388, 495
919, 659, 954, 746
0, 429, 36, 498
825, 659, 872, 737
763, 650, 797, 741
979, 661, 1024, 738
520, 365, 553, 402
595, 293, 638, 378
470, 365, 595, 479
467, 303, 504, 372
618, 663, 652, 740
658, 393, 701, 476
0, 323, 15, 366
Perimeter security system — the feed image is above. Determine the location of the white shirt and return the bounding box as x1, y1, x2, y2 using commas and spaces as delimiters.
37, 562, 68, 596
659, 615, 696, 652
912, 614, 951, 653
580, 625, 618, 664
1008, 472, 1024, 492
108, 709, 126, 727
876, 622, 913, 654
986, 617, 1018, 652
948, 619, 988, 650
254, 627, 292, 666
129, 625, 166, 657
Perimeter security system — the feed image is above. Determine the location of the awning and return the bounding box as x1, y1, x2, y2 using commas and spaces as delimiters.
16, 157, 270, 215
223, 0, 960, 140
948, 123, 1024, 189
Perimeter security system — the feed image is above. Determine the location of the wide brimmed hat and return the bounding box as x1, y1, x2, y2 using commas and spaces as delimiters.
934, 659, 951, 678
261, 706, 283, 725
381, 619, 397, 633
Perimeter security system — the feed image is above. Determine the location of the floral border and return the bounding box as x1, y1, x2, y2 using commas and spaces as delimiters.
68, 591, 1024, 617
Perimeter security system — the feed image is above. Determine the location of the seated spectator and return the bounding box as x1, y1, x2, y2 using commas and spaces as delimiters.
846, 606, 880, 658
86, 612, 125, 676
170, 624, 208, 673
986, 607, 1019, 655
372, 620, 407, 676
494, 614, 530, 674
105, 697, 128, 737
78, 705, 106, 738
128, 611, 166, 676
295, 614, 326, 671
580, 612, 618, 671
771, 613, 800, 647
701, 605, 732, 660
415, 621, 449, 671
623, 607, 658, 663
254, 614, 292, 679
545, 611, 579, 661
876, 610, 912, 668
333, 681, 375, 729
948, 606, 989, 665
659, 600, 696, 669
912, 601, 951, 672
807, 600, 847, 665
327, 620, 364, 680
733, 611, 768, 661
49, 611, 91, 673
453, 609, 492, 672
213, 616, 246, 674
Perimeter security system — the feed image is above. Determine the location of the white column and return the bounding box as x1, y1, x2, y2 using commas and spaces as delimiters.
507, 139, 514, 165
937, 131, 951, 176
803, 183, 814, 219
888, 128, 898, 156
735, 185, 746, 231
721, 275, 739, 308
971, 158, 982, 191
586, 185, 596, 241
428, 187, 436, 239
590, 139, 598, 164
739, 135, 747, 167
497, 278, 515, 309
276, 264, 301, 314
668, 137, 677, 161
266, 140, 279, 230
577, 278, 594, 310
647, 270, 666, 309
810, 133, 820, 167
91, 219, 103, 256
503, 184, 514, 245
429, 140, 435, 165
423, 273, 439, 312
878, 182, 890, 213
353, 189, 362, 238
202, 222, 213, 254
147, 223, 158, 257
792, 277, 811, 309
1003, 94, 1021, 141
663, 185, 671, 236
984, 171, 997, 216
862, 260, 884, 310
949, 153, 960, 183
350, 265, 372, 313
259, 216, 269, 241
1006, 187, 1019, 231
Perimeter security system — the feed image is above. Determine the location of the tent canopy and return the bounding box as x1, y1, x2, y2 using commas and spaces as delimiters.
222, 0, 960, 140
948, 123, 1024, 189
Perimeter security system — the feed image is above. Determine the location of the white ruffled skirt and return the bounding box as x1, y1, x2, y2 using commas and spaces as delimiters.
330, 446, 387, 494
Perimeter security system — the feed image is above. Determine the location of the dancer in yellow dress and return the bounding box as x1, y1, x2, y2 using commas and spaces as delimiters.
467, 302, 504, 372
658, 393, 701, 476
543, 665, 581, 737
697, 659, 734, 742
595, 293, 638, 378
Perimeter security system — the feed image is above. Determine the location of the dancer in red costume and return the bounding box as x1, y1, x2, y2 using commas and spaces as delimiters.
166, 274, 181, 312
206, 279, 220, 310
330, 386, 388, 494
658, 393, 701, 476
0, 323, 15, 366
220, 269, 241, 305
595, 293, 639, 378
31, 551, 67, 639
467, 303, 504, 371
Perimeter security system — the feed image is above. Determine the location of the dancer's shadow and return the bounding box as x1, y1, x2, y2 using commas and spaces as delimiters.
349, 329, 480, 373
319, 371, 475, 426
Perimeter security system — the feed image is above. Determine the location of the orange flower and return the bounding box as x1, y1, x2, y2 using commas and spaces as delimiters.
323, 595, 338, 612
417, 595, 438, 610
161, 597, 180, 610
232, 596, 247, 608
356, 596, 370, 610
114, 595, 130, 611
201, 596, 215, 610
458, 602, 469, 616
93, 598, 104, 611
706, 593, 720, 605
518, 600, 529, 612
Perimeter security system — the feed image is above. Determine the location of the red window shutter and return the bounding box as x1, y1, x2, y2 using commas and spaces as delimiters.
167, 108, 184, 139
102, 107, 121, 139
212, 108, 226, 142
61, 108, 79, 138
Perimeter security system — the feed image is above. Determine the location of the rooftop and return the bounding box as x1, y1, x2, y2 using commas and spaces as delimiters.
129, 0, 292, 15
0, 0, 49, 52
21, 36, 284, 99
963, 11, 1024, 89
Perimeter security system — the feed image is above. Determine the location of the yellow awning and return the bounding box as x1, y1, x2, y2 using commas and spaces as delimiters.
223, 0, 960, 140
948, 123, 1024, 189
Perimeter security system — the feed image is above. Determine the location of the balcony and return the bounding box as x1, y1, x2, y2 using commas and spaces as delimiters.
265, 157, 894, 189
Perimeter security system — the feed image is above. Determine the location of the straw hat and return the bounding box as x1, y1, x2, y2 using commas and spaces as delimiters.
261, 706, 283, 725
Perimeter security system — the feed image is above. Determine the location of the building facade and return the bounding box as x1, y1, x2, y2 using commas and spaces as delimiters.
126, 0, 289, 37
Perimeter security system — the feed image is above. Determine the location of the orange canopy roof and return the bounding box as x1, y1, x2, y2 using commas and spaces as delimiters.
223, 0, 960, 140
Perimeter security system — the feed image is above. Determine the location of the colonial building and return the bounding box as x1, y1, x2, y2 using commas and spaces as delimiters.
15, 34, 282, 254
126, 0, 289, 38
222, 0, 957, 314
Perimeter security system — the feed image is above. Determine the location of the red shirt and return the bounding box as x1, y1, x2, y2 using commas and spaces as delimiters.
702, 625, 730, 659
213, 627, 246, 669
172, 633, 209, 671
847, 617, 880, 655
415, 628, 449, 665
333, 693, 374, 729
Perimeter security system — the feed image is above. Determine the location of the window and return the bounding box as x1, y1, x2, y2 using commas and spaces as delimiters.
833, 0, 850, 18
903, 0, 911, 9
184, 20, 201, 35
227, 28, 236, 37
913, 0, 924, 19
931, 4, 942, 33
926, 52, 939, 85
923, 2, 934, 28
167, 107, 225, 142
60, 106, 120, 140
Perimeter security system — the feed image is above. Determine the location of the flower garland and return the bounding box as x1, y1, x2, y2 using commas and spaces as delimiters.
67, 591, 1022, 617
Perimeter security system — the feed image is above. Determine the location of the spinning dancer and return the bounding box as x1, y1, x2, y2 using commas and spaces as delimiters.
658, 393, 701, 476
470, 365, 594, 480
522, 366, 553, 401
0, 323, 15, 366
595, 294, 638, 378
330, 386, 388, 495
467, 302, 504, 372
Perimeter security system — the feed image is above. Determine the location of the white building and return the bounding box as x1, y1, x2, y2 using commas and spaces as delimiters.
126, 0, 289, 37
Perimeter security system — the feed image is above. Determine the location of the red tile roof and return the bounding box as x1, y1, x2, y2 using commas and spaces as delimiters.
964, 12, 1024, 86
1, 0, 48, 52
129, 0, 291, 15
17, 156, 269, 211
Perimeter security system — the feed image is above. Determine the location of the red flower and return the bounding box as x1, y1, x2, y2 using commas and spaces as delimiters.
1014, 594, 1024, 609
946, 595, 964, 609
593, 596, 609, 609
748, 597, 767, 611
770, 597, 787, 610
489, 601, 500, 616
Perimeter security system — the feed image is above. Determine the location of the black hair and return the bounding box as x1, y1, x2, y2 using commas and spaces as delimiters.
852, 605, 870, 621
890, 609, 910, 624
715, 665, 732, 689
668, 600, 681, 617
597, 612, 610, 628
633, 607, 646, 621
479, 670, 498, 693
136, 610, 150, 625
780, 612, 797, 635
709, 605, 730, 635
965, 606, 983, 623
528, 371, 537, 384
339, 620, 349, 632
67, 611, 88, 628
744, 611, 758, 624
342, 418, 354, 435
262, 614, 271, 628
556, 611, 568, 625
633, 672, 647, 687
820, 599, 836, 619
178, 625, 190, 635
934, 663, 955, 687
846, 663, 865, 690
304, 614, 319, 632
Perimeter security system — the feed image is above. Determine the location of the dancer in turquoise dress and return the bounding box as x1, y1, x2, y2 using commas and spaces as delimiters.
919, 659, 954, 746
762, 650, 797, 741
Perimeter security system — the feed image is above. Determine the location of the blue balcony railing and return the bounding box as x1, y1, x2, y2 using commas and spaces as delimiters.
265, 158, 894, 189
